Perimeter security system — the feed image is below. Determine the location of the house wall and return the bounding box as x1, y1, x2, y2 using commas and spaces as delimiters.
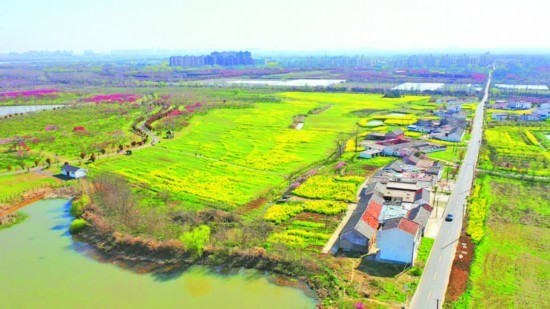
74, 170, 87, 179
339, 231, 369, 252
376, 229, 415, 264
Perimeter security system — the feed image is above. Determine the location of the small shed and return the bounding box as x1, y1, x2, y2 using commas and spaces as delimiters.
61, 164, 87, 179
73, 126, 86, 132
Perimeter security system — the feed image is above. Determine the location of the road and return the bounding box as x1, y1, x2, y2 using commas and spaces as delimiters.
410, 69, 493, 309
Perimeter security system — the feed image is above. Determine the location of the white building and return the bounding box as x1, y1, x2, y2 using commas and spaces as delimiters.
61, 164, 87, 179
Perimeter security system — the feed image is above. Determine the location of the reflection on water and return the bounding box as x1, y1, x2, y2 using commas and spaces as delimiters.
0, 199, 316, 308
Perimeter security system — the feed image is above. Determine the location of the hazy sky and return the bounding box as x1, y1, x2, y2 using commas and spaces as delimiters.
1, 0, 549, 53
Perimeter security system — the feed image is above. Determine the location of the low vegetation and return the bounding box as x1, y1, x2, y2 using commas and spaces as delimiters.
451, 175, 550, 308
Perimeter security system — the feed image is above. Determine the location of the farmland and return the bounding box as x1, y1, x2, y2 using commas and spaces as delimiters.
452, 175, 550, 308
480, 123, 550, 177
92, 92, 432, 210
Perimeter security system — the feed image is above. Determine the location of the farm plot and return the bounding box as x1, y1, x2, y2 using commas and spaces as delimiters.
480, 126, 550, 176
0, 103, 148, 170
91, 148, 285, 209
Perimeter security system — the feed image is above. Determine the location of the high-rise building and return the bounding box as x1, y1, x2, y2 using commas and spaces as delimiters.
169, 51, 253, 67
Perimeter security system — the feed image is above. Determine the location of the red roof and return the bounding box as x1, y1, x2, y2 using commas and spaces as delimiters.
361, 200, 383, 229
361, 213, 380, 229
73, 126, 86, 131
421, 204, 433, 212
398, 218, 420, 235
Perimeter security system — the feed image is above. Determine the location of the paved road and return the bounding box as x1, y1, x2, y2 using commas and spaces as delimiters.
410, 69, 493, 309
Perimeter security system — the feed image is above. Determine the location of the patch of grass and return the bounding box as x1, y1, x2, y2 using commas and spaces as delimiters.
417, 237, 435, 264
0, 173, 59, 200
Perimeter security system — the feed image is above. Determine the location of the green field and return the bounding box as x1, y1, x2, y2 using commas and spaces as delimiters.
0, 173, 60, 201
455, 175, 550, 308
92, 92, 431, 209
0, 103, 148, 170
480, 124, 550, 176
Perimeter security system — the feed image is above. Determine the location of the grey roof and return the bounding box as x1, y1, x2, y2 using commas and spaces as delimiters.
450, 127, 465, 136
365, 181, 386, 195
414, 188, 430, 203
61, 164, 85, 173
407, 204, 433, 229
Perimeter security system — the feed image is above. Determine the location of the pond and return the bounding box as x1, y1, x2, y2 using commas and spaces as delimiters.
227, 79, 345, 87
0, 199, 316, 308
0, 105, 63, 117
366, 120, 384, 127
386, 112, 408, 117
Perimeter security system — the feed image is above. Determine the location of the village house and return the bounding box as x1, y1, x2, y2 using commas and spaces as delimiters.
407, 203, 433, 236
431, 126, 465, 142
492, 112, 510, 121
385, 129, 405, 140
365, 132, 386, 141
358, 142, 385, 159
339, 191, 384, 252
376, 217, 421, 264
61, 164, 87, 179
533, 107, 549, 119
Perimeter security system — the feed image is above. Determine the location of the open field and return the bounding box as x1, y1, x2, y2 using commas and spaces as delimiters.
452, 175, 550, 308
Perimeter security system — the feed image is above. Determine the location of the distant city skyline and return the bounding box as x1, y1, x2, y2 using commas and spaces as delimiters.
1, 0, 549, 53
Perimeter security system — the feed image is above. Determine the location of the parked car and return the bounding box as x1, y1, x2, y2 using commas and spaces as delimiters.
445, 214, 454, 222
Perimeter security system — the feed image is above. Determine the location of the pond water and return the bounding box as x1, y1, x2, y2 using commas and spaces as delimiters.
366, 120, 384, 126
386, 112, 408, 117
0, 105, 63, 117
227, 79, 345, 87
0, 199, 316, 309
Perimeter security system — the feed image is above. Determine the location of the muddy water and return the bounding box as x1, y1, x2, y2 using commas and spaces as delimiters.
0, 199, 316, 308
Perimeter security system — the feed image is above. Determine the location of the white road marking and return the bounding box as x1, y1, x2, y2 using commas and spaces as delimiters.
434, 273, 437, 280
439, 255, 443, 262
428, 291, 432, 299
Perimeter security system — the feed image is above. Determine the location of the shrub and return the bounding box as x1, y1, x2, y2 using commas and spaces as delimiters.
179, 225, 210, 257
409, 267, 423, 276
69, 218, 88, 234
70, 193, 90, 218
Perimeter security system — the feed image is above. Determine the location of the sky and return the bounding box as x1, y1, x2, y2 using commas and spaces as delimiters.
1, 0, 549, 53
